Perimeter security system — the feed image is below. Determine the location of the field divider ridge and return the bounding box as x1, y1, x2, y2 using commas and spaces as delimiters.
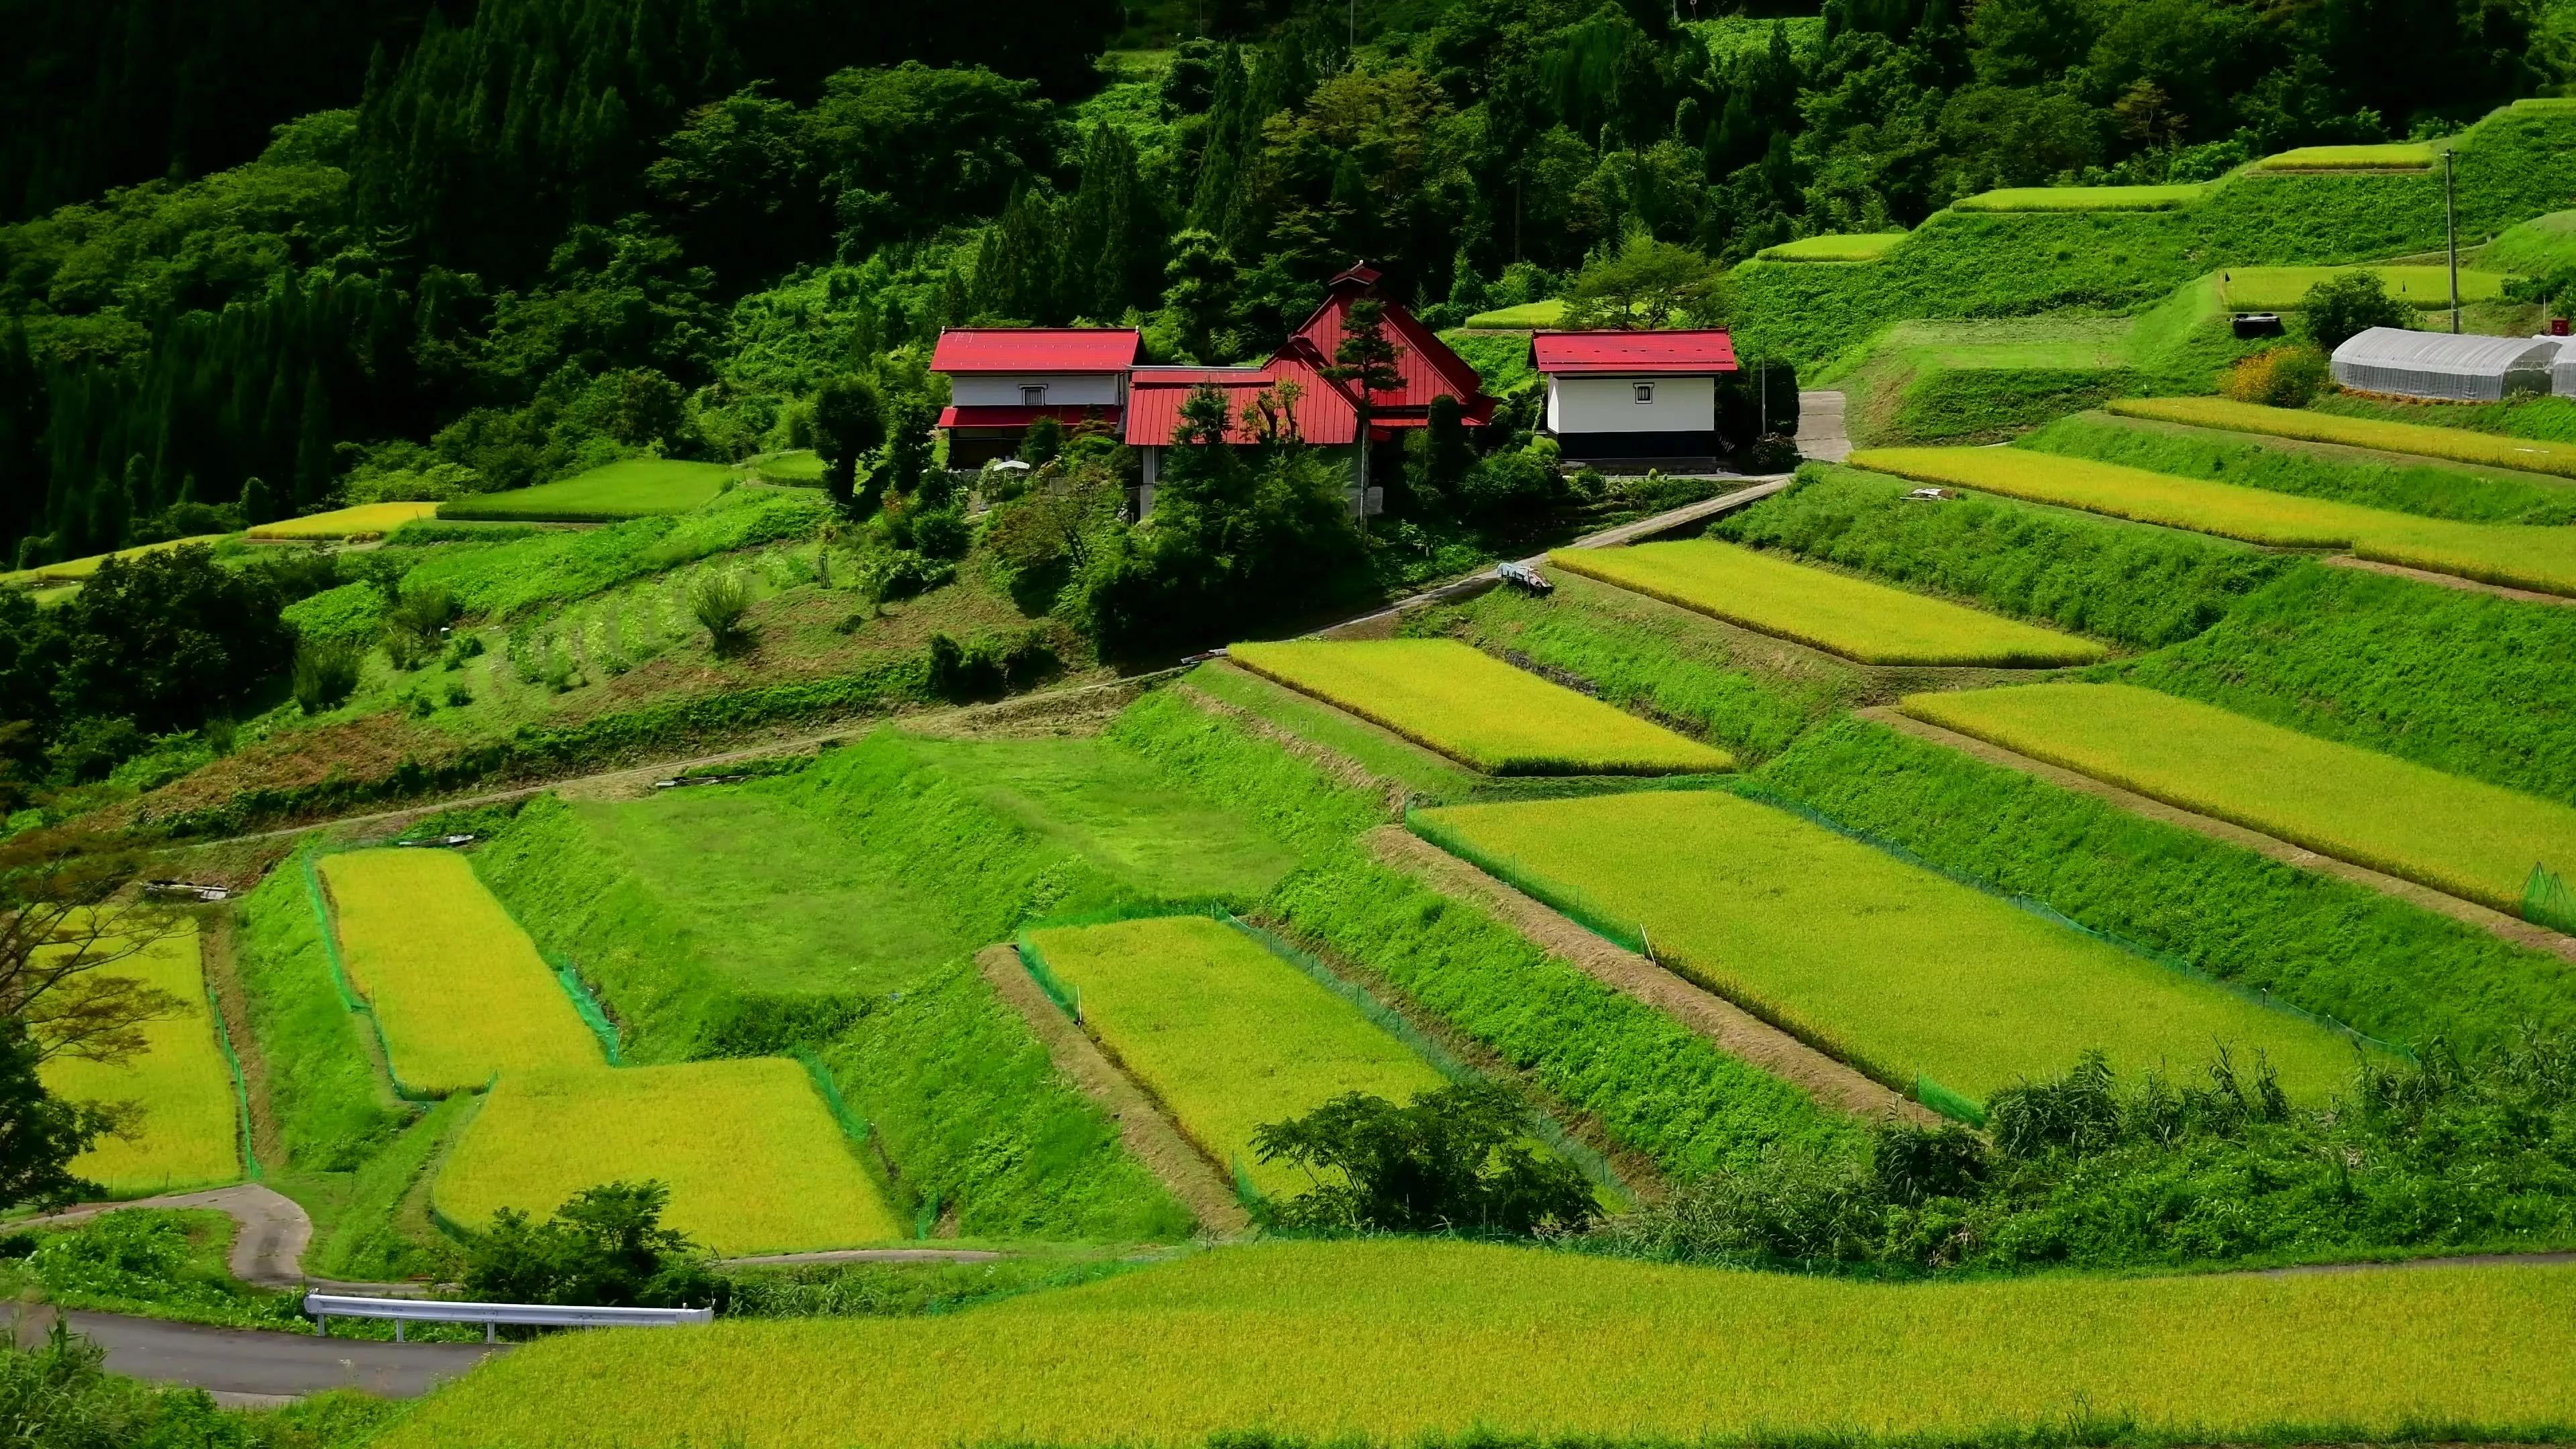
201, 969, 262, 1183
1214, 910, 1637, 1210
1364, 826, 1936, 1126
2321, 555, 2576, 608
1861, 706, 2576, 967
971, 945, 1250, 1236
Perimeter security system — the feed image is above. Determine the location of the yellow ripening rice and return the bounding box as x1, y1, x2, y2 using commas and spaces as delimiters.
372, 1238, 2576, 1449
1550, 539, 2108, 666
1226, 639, 1733, 775
40, 919, 239, 1197
1851, 443, 2576, 596
248, 502, 441, 539
1902, 681, 2576, 913
1413, 790, 2365, 1105
2110, 396, 2576, 480
317, 851, 602, 1094
433, 1059, 902, 1254
1022, 916, 1446, 1197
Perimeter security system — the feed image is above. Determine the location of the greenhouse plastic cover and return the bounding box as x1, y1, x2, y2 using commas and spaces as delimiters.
2330, 326, 2559, 401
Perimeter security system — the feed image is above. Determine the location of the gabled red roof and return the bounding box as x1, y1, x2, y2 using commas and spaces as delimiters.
930, 328, 1142, 373
1124, 355, 1360, 447
1530, 330, 1738, 374
936, 405, 1122, 430
1281, 269, 1493, 425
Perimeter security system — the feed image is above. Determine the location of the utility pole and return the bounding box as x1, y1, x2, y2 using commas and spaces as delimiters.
2445, 149, 2461, 335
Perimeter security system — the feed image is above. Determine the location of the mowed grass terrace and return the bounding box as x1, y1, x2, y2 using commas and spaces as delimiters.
1228, 639, 1733, 775
1849, 443, 2576, 596
374, 1238, 2576, 1449
439, 458, 741, 521
1020, 916, 1446, 1197
318, 850, 603, 1093
1550, 538, 2110, 666
433, 1059, 901, 1254
40, 920, 239, 1196
1902, 681, 2576, 914
1413, 790, 2369, 1106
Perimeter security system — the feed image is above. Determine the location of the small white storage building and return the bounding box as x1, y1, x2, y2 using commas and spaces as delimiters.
1529, 330, 1736, 461
2329, 327, 2559, 402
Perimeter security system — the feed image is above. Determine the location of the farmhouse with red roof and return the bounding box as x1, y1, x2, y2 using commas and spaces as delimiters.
1529, 329, 1737, 463
931, 265, 1493, 510
929, 327, 1142, 466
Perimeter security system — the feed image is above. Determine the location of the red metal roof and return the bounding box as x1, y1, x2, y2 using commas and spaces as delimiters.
930, 329, 1142, 373
1124, 355, 1360, 447
1281, 274, 1493, 425
936, 405, 1122, 430
1529, 330, 1739, 374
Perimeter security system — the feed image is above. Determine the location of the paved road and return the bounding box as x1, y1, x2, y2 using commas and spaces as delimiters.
1799, 389, 1850, 460
11, 1306, 503, 1401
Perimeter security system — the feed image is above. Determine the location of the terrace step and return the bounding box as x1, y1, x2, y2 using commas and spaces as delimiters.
1362, 826, 1937, 1126
1861, 706, 2576, 965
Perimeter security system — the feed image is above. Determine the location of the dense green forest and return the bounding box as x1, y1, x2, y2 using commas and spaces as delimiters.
1, 0, 2567, 571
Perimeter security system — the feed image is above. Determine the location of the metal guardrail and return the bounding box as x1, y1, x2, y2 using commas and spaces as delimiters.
305, 1293, 714, 1342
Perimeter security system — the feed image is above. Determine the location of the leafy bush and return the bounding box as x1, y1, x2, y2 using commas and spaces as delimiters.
279, 581, 385, 649
1715, 465, 2288, 647
2221, 345, 2328, 407
2020, 413, 2576, 524
1252, 1081, 1600, 1237
289, 641, 361, 714
2126, 561, 2576, 806
22, 1211, 294, 1326
1268, 851, 1862, 1176
1756, 717, 2576, 1049
1601, 1033, 2576, 1273
2300, 270, 2410, 352
464, 1181, 723, 1311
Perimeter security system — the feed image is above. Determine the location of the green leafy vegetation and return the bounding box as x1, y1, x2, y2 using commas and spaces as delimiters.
1251, 1080, 1601, 1237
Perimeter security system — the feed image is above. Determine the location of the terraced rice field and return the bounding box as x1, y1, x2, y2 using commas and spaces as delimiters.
2256, 142, 2437, 170
1227, 639, 1733, 775
1413, 790, 2367, 1105
433, 1059, 900, 1254
40, 922, 239, 1196
318, 851, 604, 1093
1020, 916, 1446, 1195
1550, 539, 2110, 666
2110, 396, 2576, 480
439, 458, 739, 521
1950, 183, 2207, 211
246, 502, 441, 539
1850, 444, 2576, 596
1754, 232, 1907, 262
375, 1238, 2576, 1449
0, 535, 231, 588
1902, 682, 2576, 914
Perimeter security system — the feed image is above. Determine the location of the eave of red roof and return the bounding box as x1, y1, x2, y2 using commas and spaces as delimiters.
1529, 329, 1739, 374
1123, 354, 1361, 446
936, 405, 1122, 430
930, 328, 1142, 373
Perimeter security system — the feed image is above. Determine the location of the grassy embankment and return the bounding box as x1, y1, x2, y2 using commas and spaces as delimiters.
376, 1238, 2576, 1449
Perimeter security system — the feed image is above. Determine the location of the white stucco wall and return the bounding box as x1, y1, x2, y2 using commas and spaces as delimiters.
949, 372, 1125, 407
1544, 375, 1717, 434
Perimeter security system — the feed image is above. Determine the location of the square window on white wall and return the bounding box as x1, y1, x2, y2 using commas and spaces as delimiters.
1633, 383, 1655, 403
1021, 384, 1047, 406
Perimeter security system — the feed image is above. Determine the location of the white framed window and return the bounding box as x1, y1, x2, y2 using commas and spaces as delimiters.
1020, 384, 1048, 406
1633, 382, 1656, 403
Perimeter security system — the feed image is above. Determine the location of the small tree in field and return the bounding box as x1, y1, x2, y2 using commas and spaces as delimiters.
1250, 1080, 1599, 1238
2300, 270, 2410, 355
1562, 231, 1725, 330
812, 374, 887, 517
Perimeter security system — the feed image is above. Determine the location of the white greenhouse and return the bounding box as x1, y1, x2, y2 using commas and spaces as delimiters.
2328, 326, 2560, 401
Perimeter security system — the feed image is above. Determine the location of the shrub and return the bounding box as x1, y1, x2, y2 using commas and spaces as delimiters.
1252, 1081, 1600, 1238
2222, 345, 2330, 407
290, 641, 361, 714
2300, 270, 2410, 352
688, 571, 753, 649
464, 1181, 724, 1311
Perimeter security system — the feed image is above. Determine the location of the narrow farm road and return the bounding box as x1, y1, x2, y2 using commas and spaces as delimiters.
12, 1185, 417, 1294
1862, 706, 2576, 965
1796, 390, 1850, 461
7, 1305, 504, 1403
